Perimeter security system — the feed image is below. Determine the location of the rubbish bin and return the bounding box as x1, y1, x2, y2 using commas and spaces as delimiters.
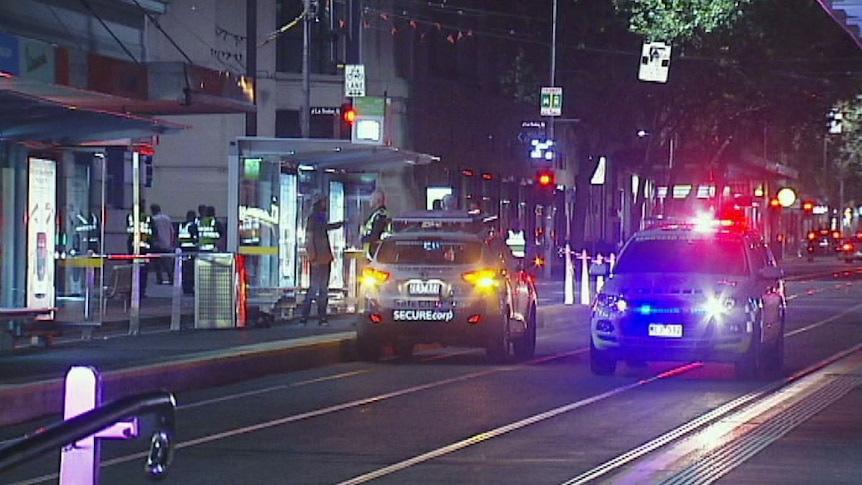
194, 253, 240, 329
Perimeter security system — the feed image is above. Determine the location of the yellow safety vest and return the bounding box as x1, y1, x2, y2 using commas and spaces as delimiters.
126, 213, 153, 251
198, 217, 221, 251
362, 206, 391, 256
505, 229, 526, 258
177, 221, 198, 250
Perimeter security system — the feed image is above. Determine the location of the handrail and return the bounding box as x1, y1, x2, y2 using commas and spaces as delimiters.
0, 390, 176, 480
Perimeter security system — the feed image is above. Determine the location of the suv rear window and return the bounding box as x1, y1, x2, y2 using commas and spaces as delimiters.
376, 239, 483, 265
614, 236, 747, 276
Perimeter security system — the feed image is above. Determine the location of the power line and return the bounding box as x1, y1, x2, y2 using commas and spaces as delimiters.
132, 0, 194, 64
78, 0, 138, 63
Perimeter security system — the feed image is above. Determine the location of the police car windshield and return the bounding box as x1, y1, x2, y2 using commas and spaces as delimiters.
376, 239, 483, 265
614, 237, 748, 276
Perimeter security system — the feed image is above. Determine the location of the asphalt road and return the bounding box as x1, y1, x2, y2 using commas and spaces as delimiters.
2, 259, 862, 484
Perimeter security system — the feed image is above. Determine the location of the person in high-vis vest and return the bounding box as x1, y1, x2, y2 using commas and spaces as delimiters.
360, 190, 390, 259
177, 210, 199, 294
197, 206, 221, 252
505, 221, 527, 258
126, 206, 153, 298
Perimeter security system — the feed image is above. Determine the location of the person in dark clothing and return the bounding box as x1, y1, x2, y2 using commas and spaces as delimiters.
298, 198, 344, 326
177, 210, 199, 294
149, 203, 175, 284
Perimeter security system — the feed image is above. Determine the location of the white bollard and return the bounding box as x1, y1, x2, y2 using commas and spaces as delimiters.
564, 244, 574, 305
579, 250, 591, 305
595, 254, 605, 292
60, 366, 139, 485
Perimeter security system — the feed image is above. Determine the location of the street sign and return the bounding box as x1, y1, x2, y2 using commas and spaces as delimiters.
352, 96, 385, 145
638, 41, 671, 83
540, 87, 562, 117
344, 64, 366, 97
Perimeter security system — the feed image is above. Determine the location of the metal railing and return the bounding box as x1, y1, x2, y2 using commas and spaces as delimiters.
0, 390, 176, 482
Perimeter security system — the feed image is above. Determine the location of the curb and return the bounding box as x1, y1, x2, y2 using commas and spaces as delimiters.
0, 304, 584, 426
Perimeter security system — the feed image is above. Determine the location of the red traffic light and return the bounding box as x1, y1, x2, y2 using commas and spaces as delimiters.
769, 197, 781, 209
341, 100, 357, 125
537, 170, 555, 187
342, 107, 357, 124
802, 200, 814, 213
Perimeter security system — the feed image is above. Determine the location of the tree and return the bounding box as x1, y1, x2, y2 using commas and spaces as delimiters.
830, 96, 862, 220
601, 0, 862, 236
612, 0, 751, 44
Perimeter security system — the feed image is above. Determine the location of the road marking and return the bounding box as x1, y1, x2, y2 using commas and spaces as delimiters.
1, 350, 586, 485
335, 363, 703, 485
180, 369, 372, 409
571, 343, 862, 485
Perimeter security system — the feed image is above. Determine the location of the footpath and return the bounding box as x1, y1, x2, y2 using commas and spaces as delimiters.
0, 279, 584, 427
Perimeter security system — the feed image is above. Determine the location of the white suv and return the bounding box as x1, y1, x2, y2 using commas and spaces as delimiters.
356, 210, 538, 362
589, 219, 786, 379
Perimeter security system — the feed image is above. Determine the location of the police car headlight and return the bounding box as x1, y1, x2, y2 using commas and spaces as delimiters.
594, 294, 627, 315
703, 296, 736, 318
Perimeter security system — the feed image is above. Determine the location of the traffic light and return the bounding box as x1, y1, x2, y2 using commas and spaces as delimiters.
339, 99, 356, 139
768, 197, 781, 210
802, 200, 814, 214
536, 170, 555, 188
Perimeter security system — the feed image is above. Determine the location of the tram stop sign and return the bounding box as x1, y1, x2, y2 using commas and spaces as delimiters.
540, 87, 562, 117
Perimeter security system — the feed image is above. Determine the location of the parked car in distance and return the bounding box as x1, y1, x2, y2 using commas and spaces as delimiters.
839, 232, 862, 263
806, 228, 842, 262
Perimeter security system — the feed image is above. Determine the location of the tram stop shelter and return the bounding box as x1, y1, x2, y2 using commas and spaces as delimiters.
227, 137, 439, 318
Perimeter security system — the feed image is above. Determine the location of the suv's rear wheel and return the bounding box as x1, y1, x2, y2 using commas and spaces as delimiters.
356, 322, 382, 362
356, 335, 382, 361
485, 315, 510, 363
512, 307, 537, 360
394, 341, 414, 361
590, 339, 616, 375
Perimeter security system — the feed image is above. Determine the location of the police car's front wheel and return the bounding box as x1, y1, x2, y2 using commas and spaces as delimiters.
735, 319, 763, 380
590, 339, 617, 376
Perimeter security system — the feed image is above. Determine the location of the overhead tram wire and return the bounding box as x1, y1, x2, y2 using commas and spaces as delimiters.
362, 7, 546, 46
78, 0, 139, 63
381, 0, 549, 24
131, 0, 194, 65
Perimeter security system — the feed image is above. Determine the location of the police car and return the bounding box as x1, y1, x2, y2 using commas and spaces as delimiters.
355, 210, 538, 362
589, 217, 786, 379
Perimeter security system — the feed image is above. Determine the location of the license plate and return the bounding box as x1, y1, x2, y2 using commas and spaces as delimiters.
392, 309, 454, 322
648, 323, 683, 338
408, 281, 441, 295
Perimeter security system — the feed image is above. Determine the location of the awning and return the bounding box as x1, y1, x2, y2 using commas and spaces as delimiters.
233, 137, 440, 172
819, 0, 862, 50
0, 76, 187, 145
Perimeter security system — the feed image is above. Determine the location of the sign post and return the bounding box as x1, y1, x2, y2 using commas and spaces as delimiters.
540, 87, 563, 117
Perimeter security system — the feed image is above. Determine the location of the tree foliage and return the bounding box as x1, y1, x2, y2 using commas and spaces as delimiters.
612, 0, 751, 44
499, 48, 542, 105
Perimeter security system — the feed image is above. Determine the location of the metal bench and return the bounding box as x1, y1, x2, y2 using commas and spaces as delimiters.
100, 264, 134, 311
0, 307, 58, 350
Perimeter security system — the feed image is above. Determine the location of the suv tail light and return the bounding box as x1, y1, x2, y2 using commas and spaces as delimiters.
361, 267, 390, 286
461, 269, 500, 289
